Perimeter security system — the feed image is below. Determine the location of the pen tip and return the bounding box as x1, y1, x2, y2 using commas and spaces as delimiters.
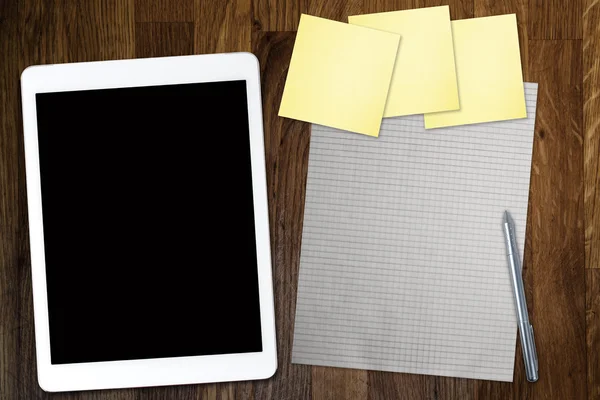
504, 210, 509, 223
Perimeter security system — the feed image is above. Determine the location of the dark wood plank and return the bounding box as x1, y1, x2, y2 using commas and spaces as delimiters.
18, 0, 68, 65
0, 3, 32, 399
419, 0, 473, 20
368, 372, 437, 400
312, 367, 367, 400
0, 1, 136, 399
19, 0, 135, 65
187, 382, 249, 400
435, 377, 472, 400
71, 0, 136, 62
527, 39, 586, 399
307, 0, 350, 22
588, 269, 600, 399
136, 381, 247, 400
135, 22, 194, 58
359, 0, 418, 15
583, 0, 600, 271
195, 0, 252, 53
584, 3, 600, 398
252, 31, 312, 400
252, 0, 308, 31
306, 0, 470, 23
473, 381, 516, 400
307, 0, 439, 30
529, 0, 582, 39
358, 0, 472, 19
235, 381, 255, 400
135, 0, 194, 22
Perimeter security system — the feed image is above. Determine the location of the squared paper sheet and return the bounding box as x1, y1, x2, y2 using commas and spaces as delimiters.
424, 14, 526, 129
349, 6, 459, 117
278, 14, 400, 137
292, 83, 538, 382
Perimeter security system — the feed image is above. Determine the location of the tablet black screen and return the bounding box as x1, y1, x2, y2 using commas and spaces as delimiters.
35, 80, 263, 364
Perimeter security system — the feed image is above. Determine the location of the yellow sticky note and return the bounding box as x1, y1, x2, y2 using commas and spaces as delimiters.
349, 6, 459, 117
424, 14, 526, 129
278, 14, 400, 137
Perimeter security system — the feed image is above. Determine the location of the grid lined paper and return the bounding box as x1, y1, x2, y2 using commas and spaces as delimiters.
292, 83, 538, 382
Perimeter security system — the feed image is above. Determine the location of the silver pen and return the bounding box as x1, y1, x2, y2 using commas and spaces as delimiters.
503, 211, 538, 382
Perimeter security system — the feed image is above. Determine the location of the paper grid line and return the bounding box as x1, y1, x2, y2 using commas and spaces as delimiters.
292, 83, 538, 382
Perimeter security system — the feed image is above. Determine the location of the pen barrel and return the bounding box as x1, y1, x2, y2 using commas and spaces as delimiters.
519, 321, 538, 382
503, 218, 538, 382
503, 222, 528, 323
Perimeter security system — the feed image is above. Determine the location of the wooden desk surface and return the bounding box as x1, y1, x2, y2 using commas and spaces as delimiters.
0, 1, 598, 399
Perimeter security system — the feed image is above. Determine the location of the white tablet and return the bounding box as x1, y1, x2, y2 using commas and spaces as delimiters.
20, 53, 277, 392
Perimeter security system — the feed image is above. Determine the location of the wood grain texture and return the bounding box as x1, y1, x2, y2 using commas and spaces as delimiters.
311, 367, 367, 400
308, 0, 352, 22
195, 0, 252, 53
0, 2, 29, 399
135, 0, 195, 22
433, 377, 471, 400
197, 383, 238, 400
18, 0, 135, 64
359, 0, 415, 14
432, 0, 473, 20
584, 0, 600, 270
587, 269, 600, 400
529, 0, 583, 39
583, 0, 599, 395
253, 0, 308, 31
359, 0, 472, 19
419, 0, 473, 20
307, 0, 462, 26
368, 372, 436, 400
0, 1, 136, 400
528, 40, 587, 399
135, 22, 194, 57
252, 31, 313, 400
305, 0, 474, 23
70, 0, 136, 62
0, 0, 598, 399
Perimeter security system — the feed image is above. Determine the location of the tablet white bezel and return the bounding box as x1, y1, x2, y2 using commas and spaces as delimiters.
20, 53, 277, 392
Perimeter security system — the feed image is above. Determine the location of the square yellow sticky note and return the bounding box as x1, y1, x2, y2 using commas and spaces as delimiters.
349, 6, 459, 117
424, 14, 526, 129
278, 14, 400, 137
